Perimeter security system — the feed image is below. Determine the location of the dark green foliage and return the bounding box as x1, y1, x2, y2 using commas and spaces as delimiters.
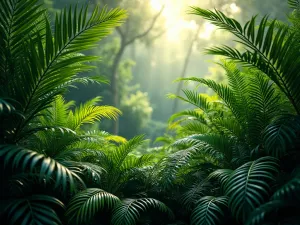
1, 0, 300, 225
111, 198, 174, 225
191, 196, 228, 225
65, 188, 120, 224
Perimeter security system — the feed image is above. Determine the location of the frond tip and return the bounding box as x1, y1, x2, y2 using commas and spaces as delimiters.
191, 196, 228, 225
0, 145, 84, 193
4, 195, 65, 225
65, 188, 120, 225
111, 198, 174, 225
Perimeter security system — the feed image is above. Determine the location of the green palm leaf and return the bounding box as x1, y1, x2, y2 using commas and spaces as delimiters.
263, 114, 300, 157
4, 195, 65, 225
288, 0, 300, 9
9, 5, 126, 141
190, 196, 228, 225
271, 169, 300, 201
179, 77, 242, 122
65, 188, 120, 225
208, 169, 233, 193
111, 135, 145, 170
190, 7, 300, 114
0, 0, 45, 76
169, 90, 211, 113
173, 134, 235, 167
70, 96, 121, 131
0, 145, 84, 193
248, 73, 282, 146
224, 156, 279, 222
245, 200, 287, 225
111, 198, 174, 225
181, 179, 212, 210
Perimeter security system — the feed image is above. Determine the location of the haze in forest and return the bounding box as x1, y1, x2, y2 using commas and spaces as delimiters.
44, 0, 290, 144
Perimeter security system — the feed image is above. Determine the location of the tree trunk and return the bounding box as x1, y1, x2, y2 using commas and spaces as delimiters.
111, 42, 125, 134
172, 26, 201, 114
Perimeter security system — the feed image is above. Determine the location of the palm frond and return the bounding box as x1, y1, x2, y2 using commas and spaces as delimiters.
63, 161, 106, 184
180, 121, 210, 135
181, 179, 212, 210
245, 200, 286, 225
190, 196, 229, 225
0, 145, 84, 193
111, 198, 174, 225
288, 0, 300, 9
0, 0, 45, 77
65, 188, 120, 225
4, 195, 65, 225
9, 5, 127, 141
271, 168, 300, 201
111, 135, 145, 170
169, 109, 208, 125
174, 134, 235, 167
224, 156, 279, 222
69, 96, 121, 130
180, 77, 242, 122
219, 60, 249, 120
157, 149, 195, 190
120, 154, 154, 171
190, 7, 300, 114
208, 169, 233, 193
247, 73, 282, 146
263, 114, 300, 157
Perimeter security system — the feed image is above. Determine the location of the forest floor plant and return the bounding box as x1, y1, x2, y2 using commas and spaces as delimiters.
157, 0, 300, 224
0, 1, 173, 224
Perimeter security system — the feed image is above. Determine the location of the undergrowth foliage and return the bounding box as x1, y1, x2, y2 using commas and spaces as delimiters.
0, 0, 300, 224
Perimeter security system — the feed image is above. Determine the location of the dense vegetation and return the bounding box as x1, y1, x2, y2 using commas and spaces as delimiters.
0, 0, 300, 224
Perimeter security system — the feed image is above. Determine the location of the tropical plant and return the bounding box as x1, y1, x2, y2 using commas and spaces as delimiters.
0, 0, 127, 224
159, 1, 300, 224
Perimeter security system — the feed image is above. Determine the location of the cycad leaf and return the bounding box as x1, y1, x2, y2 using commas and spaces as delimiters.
272, 169, 300, 201
65, 188, 120, 225
190, 196, 228, 225
4, 195, 65, 225
190, 7, 300, 114
181, 179, 212, 210
111, 135, 145, 170
70, 96, 121, 130
0, 145, 84, 193
263, 114, 300, 157
208, 169, 233, 193
111, 198, 174, 225
10, 5, 127, 140
224, 156, 279, 222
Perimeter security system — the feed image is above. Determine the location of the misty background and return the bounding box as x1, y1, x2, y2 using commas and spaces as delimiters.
42, 0, 290, 144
